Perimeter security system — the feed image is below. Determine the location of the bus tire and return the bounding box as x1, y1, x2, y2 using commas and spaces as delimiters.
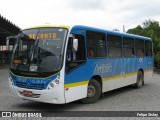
135, 71, 144, 88
80, 79, 101, 104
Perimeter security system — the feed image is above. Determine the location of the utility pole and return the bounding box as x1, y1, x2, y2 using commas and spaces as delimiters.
123, 25, 125, 33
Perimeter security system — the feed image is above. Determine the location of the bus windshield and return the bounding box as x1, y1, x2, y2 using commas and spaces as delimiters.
10, 27, 68, 77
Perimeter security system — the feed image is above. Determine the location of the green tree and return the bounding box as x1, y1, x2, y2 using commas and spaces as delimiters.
127, 20, 160, 67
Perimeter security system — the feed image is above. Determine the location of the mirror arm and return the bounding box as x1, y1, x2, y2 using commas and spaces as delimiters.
6, 36, 18, 51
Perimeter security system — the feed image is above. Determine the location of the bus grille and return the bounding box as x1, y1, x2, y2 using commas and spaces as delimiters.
14, 81, 46, 90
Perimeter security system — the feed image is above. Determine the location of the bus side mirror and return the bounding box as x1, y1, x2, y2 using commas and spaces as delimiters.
72, 39, 78, 51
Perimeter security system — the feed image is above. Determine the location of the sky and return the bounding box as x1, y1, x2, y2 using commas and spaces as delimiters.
0, 0, 160, 32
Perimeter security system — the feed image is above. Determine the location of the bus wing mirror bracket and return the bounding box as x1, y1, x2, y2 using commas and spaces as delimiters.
6, 36, 18, 51
73, 38, 78, 51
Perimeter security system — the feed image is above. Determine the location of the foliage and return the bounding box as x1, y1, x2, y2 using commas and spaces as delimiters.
127, 20, 160, 67
155, 51, 160, 67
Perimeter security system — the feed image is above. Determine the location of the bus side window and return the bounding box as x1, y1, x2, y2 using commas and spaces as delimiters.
88, 48, 94, 58
86, 31, 106, 58
132, 48, 135, 57
108, 34, 122, 58
123, 37, 135, 58
135, 39, 144, 58
145, 41, 152, 57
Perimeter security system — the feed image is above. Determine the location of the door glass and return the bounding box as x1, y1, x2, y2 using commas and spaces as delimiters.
66, 34, 86, 73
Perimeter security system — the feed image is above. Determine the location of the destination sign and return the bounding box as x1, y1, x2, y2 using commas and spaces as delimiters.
28, 33, 57, 39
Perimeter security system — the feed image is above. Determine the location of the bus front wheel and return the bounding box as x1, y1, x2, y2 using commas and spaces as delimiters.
80, 79, 101, 104
135, 71, 144, 88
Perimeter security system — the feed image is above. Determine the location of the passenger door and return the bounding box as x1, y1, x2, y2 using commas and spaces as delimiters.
65, 34, 88, 103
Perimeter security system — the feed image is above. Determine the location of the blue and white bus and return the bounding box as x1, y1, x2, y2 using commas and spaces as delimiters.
8, 25, 153, 104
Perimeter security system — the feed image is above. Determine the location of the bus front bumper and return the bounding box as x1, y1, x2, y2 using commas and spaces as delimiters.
9, 83, 66, 104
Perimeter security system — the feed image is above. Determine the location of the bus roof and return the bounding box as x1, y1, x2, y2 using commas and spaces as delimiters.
23, 24, 151, 41
71, 25, 152, 41
23, 24, 70, 30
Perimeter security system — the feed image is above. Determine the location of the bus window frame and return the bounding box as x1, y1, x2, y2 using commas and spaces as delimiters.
107, 34, 123, 59
86, 30, 107, 59
145, 40, 153, 57
135, 39, 145, 58
122, 36, 135, 58
65, 34, 87, 74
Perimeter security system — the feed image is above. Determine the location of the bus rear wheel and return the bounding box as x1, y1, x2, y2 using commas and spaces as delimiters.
80, 79, 101, 104
135, 71, 144, 88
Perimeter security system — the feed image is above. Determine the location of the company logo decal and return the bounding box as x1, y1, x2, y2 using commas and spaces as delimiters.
93, 62, 112, 75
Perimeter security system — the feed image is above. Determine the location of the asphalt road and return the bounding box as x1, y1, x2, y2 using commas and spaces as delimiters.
0, 69, 160, 120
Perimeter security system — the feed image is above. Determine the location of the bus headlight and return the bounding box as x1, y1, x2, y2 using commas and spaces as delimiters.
55, 79, 59, 84
47, 79, 60, 90
50, 83, 54, 88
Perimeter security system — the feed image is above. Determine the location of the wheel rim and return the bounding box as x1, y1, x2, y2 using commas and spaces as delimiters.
87, 85, 96, 98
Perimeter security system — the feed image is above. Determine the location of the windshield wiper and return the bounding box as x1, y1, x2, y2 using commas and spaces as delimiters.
28, 29, 40, 71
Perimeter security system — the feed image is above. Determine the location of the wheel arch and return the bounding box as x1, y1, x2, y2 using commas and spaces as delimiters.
90, 75, 103, 92
138, 68, 144, 75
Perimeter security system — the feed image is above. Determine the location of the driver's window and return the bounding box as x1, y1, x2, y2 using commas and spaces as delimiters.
66, 34, 86, 73
67, 38, 77, 61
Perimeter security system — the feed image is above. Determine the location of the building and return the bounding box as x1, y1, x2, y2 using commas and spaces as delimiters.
0, 15, 20, 67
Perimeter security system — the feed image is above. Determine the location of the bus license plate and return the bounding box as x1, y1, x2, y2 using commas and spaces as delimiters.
23, 90, 33, 97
